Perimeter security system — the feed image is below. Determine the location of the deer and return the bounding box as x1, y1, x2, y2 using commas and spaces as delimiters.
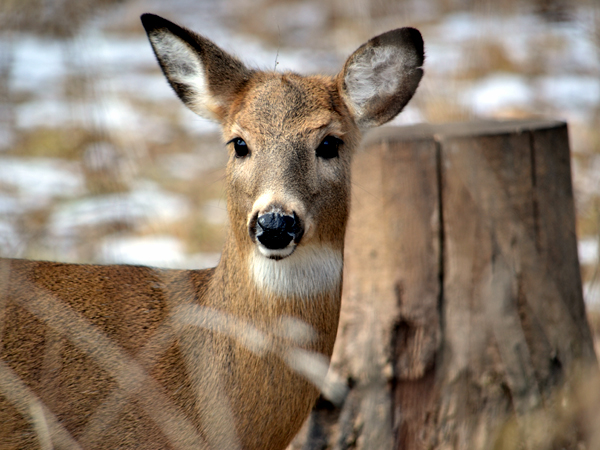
0, 13, 424, 450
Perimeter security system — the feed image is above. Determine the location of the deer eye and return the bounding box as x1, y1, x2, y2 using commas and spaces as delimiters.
316, 136, 342, 159
229, 138, 249, 158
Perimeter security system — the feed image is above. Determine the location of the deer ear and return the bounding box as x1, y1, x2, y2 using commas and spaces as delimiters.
338, 28, 424, 131
141, 13, 252, 122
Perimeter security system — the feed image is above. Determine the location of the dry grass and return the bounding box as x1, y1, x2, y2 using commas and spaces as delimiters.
8, 127, 99, 160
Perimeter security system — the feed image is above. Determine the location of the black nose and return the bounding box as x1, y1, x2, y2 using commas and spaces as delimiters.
255, 212, 302, 250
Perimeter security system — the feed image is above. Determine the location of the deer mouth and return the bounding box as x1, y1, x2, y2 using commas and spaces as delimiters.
258, 245, 297, 260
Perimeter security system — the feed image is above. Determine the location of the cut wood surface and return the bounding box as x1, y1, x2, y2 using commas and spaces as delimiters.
293, 120, 599, 450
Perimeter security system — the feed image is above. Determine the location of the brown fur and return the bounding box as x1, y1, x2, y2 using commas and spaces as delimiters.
0, 13, 423, 450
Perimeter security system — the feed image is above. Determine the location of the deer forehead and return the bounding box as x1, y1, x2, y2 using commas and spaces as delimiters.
226, 73, 347, 143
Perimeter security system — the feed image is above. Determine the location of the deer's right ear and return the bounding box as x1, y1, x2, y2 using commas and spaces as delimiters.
338, 28, 424, 131
141, 14, 252, 122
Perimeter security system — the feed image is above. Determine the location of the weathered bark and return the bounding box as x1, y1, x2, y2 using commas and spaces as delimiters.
292, 120, 598, 450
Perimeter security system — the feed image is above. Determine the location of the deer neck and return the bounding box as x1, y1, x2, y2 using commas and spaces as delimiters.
209, 230, 343, 354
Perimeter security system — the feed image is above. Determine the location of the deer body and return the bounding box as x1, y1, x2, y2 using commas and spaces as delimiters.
0, 14, 423, 450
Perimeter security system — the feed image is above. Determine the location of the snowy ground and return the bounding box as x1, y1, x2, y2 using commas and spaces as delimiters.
1, 1, 600, 304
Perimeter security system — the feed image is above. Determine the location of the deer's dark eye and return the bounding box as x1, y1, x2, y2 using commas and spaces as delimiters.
229, 138, 249, 158
316, 136, 342, 159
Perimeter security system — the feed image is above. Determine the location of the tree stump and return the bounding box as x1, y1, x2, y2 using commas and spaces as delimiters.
295, 120, 599, 450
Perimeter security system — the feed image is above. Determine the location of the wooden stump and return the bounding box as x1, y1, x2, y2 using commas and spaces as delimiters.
295, 120, 599, 450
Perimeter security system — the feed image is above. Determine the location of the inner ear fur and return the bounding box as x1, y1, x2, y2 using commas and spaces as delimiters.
338, 27, 424, 130
141, 13, 252, 121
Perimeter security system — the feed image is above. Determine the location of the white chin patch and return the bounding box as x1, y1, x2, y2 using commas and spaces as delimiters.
250, 245, 342, 299
257, 243, 296, 260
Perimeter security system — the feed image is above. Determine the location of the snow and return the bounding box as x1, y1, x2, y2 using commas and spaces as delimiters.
9, 35, 67, 94
537, 75, 600, 110
0, 157, 84, 204
579, 237, 598, 266
584, 282, 600, 312
436, 12, 483, 43
462, 73, 533, 116
48, 182, 190, 237
423, 43, 463, 75
99, 234, 183, 266
100, 234, 220, 269
0, 220, 20, 256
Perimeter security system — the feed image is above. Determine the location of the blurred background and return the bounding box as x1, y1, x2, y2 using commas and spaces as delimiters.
1, 0, 599, 344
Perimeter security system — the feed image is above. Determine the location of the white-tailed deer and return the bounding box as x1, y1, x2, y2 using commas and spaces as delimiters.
0, 13, 423, 450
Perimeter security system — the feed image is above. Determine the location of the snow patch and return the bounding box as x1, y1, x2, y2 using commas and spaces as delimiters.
0, 157, 84, 203
49, 183, 189, 236
463, 73, 532, 116
100, 234, 220, 269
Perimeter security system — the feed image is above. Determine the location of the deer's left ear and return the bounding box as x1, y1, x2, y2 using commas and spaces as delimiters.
338, 28, 424, 131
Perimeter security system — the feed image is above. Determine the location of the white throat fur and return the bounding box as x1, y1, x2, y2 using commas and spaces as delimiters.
250, 245, 342, 299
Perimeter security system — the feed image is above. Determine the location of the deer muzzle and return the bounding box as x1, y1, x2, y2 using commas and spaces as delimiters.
250, 209, 304, 260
